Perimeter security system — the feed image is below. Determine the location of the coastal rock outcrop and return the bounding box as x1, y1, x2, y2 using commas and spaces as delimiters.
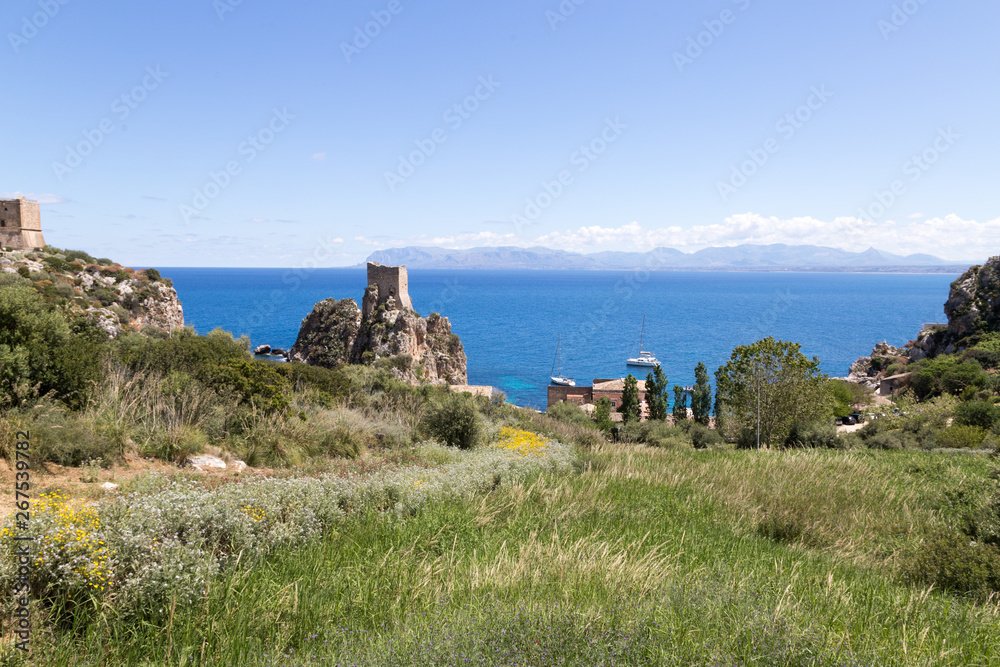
289, 263, 468, 385
1, 247, 183, 337
847, 256, 1000, 382
846, 342, 909, 389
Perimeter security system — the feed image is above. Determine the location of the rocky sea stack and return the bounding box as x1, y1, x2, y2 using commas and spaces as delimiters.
289, 263, 468, 385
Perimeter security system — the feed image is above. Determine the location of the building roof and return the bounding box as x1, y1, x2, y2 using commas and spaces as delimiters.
593, 378, 647, 392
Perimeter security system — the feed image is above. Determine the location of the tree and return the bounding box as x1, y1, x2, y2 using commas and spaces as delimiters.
672, 385, 688, 422
644, 365, 668, 421
714, 337, 832, 448
593, 397, 614, 432
691, 362, 712, 425
714, 365, 728, 435
618, 374, 640, 424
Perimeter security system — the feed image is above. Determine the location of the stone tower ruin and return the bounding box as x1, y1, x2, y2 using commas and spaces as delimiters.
0, 197, 45, 250
367, 262, 413, 311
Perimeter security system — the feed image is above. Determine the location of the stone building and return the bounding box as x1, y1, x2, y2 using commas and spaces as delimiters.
367, 262, 413, 311
547, 378, 648, 412
0, 197, 45, 250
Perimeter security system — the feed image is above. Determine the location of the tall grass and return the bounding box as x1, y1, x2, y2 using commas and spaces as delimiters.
21, 445, 1000, 665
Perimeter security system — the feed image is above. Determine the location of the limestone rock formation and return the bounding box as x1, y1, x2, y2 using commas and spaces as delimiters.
847, 256, 1000, 378
1, 248, 183, 338
846, 342, 909, 389
289, 298, 362, 368
289, 264, 468, 385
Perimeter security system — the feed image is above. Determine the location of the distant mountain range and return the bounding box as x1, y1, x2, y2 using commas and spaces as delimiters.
364, 244, 975, 272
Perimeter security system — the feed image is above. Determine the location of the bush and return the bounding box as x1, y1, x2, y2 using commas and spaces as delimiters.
902, 530, 1000, 599
954, 401, 1000, 430
88, 285, 119, 307
547, 401, 592, 427
936, 424, 988, 449
421, 393, 482, 449
866, 431, 911, 450
64, 249, 97, 264
689, 423, 723, 449
784, 421, 838, 449
30, 407, 119, 466
910, 356, 987, 399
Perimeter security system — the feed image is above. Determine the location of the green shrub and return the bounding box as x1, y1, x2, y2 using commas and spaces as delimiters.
43, 256, 73, 273
17, 266, 30, 278
64, 250, 97, 264
936, 424, 988, 449
910, 356, 987, 399
30, 408, 118, 466
421, 393, 482, 449
199, 359, 291, 413
546, 401, 592, 426
142, 424, 209, 464
902, 530, 1000, 599
88, 286, 118, 307
835, 432, 864, 450
689, 423, 723, 449
0, 282, 76, 407
784, 421, 838, 449
954, 401, 1000, 430
866, 431, 911, 450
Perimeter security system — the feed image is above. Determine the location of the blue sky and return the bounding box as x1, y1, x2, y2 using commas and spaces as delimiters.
2, 0, 997, 267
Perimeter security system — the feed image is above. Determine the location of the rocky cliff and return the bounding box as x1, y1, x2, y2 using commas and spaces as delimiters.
289, 276, 468, 386
0, 247, 184, 337
848, 257, 1000, 382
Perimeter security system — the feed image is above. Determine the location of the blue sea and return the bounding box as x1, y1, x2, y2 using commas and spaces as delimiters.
162, 268, 958, 409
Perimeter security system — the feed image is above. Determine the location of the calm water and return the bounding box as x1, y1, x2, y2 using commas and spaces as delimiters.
162, 268, 957, 409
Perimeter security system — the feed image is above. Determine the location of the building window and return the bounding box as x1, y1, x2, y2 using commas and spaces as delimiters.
611, 401, 617, 407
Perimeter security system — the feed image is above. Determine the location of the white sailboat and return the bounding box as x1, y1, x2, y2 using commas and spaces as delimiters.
626, 315, 660, 367
550, 334, 576, 386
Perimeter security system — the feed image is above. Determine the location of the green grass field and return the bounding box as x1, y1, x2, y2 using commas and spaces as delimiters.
26, 446, 1000, 666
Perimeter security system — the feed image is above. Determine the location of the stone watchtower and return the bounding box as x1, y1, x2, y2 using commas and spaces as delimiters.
0, 197, 45, 250
367, 262, 413, 311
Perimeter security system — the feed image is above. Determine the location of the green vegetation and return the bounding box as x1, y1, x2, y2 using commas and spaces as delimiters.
691, 361, 712, 425
644, 365, 668, 421
420, 392, 482, 449
17, 446, 1000, 665
8, 255, 1000, 663
618, 373, 640, 423
715, 337, 832, 448
671, 384, 687, 422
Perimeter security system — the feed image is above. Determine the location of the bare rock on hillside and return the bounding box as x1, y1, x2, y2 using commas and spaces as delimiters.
847, 341, 908, 389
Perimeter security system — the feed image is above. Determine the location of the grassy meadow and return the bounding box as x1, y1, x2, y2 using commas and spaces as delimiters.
21, 445, 1000, 666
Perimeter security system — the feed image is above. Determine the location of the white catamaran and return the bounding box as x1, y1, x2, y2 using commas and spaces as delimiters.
626, 315, 660, 367
550, 334, 576, 386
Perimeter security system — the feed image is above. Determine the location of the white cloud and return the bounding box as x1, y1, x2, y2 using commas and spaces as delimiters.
0, 192, 68, 204
311, 152, 327, 162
